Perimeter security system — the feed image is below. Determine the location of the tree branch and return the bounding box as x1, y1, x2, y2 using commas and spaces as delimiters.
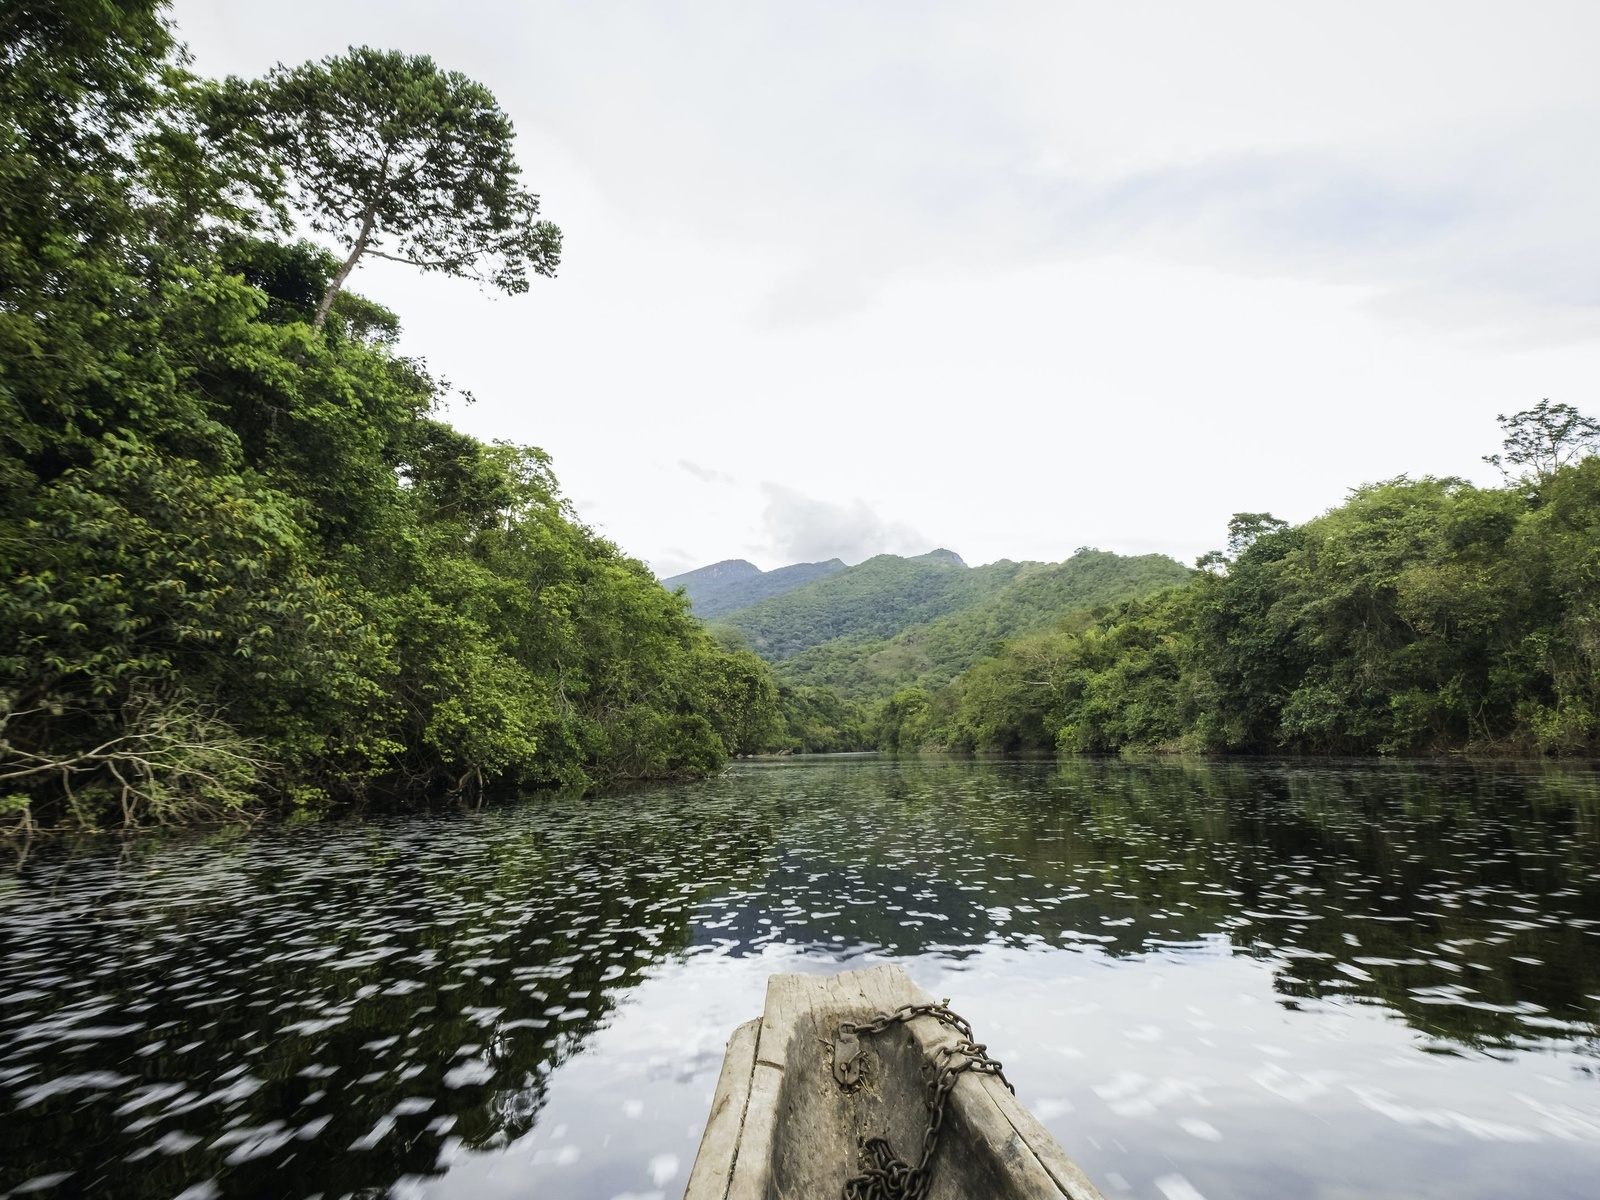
311, 203, 376, 334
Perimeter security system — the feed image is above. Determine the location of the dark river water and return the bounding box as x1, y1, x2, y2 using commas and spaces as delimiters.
3, 757, 1599, 1200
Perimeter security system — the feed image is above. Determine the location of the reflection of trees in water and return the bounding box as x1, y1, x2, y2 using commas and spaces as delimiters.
718, 758, 1599, 1052
0, 801, 777, 1199
801, 757, 1600, 1053
5, 760, 1599, 1198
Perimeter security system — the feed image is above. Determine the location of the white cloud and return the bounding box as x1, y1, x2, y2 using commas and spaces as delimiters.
759, 485, 928, 565
1003, 113, 1600, 338
678, 460, 738, 485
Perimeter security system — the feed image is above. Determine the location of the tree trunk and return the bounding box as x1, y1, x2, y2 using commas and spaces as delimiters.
311, 208, 376, 334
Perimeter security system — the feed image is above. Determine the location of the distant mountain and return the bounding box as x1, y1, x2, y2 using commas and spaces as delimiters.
671, 546, 1191, 703
714, 549, 1022, 660
662, 557, 846, 619
736, 550, 1190, 700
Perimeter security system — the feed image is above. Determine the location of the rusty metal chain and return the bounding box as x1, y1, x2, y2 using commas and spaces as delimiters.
832, 1001, 1012, 1200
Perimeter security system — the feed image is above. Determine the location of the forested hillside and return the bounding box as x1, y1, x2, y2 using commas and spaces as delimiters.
663, 557, 845, 619
778, 550, 1192, 700
714, 549, 1024, 658
879, 406, 1600, 758
678, 546, 1189, 750
0, 2, 788, 830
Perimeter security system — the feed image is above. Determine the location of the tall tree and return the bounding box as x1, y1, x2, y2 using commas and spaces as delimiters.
258, 47, 561, 332
1484, 399, 1600, 482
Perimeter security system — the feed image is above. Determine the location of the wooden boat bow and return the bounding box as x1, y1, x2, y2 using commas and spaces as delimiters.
684, 964, 1106, 1200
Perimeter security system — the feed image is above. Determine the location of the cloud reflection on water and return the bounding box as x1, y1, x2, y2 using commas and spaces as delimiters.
2, 757, 1598, 1200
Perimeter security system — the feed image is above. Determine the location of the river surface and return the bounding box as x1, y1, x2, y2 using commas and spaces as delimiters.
3, 757, 1599, 1200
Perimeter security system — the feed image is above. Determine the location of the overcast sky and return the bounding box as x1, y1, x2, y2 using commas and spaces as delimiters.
175, 1, 1600, 576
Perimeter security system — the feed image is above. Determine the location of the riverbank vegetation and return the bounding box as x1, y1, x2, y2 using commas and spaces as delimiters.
877, 403, 1600, 758
0, 1, 789, 831
7, 6, 1597, 835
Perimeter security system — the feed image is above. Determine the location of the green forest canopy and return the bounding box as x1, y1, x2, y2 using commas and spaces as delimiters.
880, 407, 1600, 758
0, 1, 790, 830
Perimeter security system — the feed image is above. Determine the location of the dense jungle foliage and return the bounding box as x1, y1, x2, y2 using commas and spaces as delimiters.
878, 411, 1600, 758
0, 1, 789, 830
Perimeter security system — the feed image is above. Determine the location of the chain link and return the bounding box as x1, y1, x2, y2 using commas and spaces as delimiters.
834, 1002, 1012, 1200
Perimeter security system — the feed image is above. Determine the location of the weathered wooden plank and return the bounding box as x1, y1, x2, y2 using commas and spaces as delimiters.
683, 1017, 760, 1200
724, 1061, 783, 1200
976, 1072, 1108, 1200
